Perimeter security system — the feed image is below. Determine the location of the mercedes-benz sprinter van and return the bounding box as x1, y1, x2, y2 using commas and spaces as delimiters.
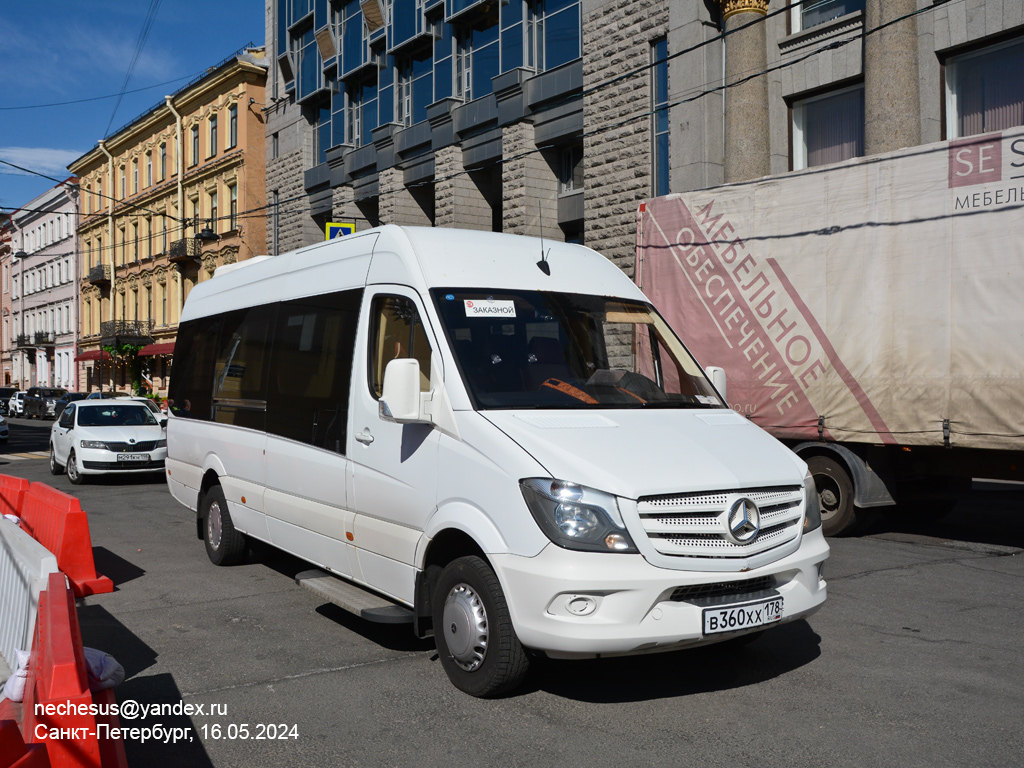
166, 226, 828, 696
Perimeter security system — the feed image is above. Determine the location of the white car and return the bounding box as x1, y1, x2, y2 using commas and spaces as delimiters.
49, 401, 167, 484
0, 413, 8, 443
8, 392, 25, 417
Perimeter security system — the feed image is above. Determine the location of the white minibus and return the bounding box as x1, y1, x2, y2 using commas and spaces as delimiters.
166, 225, 828, 696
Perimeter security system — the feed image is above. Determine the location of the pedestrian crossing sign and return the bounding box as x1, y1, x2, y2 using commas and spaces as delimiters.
326, 221, 356, 240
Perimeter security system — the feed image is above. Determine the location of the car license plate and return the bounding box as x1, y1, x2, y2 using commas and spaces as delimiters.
703, 597, 783, 635
117, 453, 151, 462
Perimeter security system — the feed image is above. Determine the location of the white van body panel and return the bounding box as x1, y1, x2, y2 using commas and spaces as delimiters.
482, 408, 802, 500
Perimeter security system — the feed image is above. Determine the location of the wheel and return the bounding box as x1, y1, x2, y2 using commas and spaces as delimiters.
202, 485, 247, 566
433, 556, 529, 697
807, 455, 858, 536
66, 450, 84, 485
49, 444, 63, 475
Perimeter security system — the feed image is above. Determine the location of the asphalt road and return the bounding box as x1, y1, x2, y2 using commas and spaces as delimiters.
2, 417, 1022, 768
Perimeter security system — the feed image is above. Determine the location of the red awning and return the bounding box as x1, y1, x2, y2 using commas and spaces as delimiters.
75, 349, 112, 362
138, 342, 176, 357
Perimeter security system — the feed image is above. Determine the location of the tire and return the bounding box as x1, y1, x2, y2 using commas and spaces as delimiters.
202, 485, 247, 566
49, 444, 63, 475
807, 455, 858, 536
433, 556, 529, 697
66, 450, 84, 485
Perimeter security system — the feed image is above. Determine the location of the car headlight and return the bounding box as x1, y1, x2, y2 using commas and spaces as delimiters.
80, 440, 108, 450
803, 469, 822, 533
155, 439, 167, 448
520, 478, 638, 553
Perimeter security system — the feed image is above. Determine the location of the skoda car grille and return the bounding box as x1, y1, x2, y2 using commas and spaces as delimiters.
636, 486, 803, 558
104, 441, 160, 452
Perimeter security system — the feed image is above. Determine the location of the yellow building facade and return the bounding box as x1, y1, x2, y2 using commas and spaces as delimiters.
69, 48, 267, 394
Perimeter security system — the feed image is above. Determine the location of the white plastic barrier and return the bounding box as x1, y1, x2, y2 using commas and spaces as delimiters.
0, 520, 60, 677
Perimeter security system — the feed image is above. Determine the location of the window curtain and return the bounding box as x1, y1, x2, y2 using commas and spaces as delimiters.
805, 87, 864, 168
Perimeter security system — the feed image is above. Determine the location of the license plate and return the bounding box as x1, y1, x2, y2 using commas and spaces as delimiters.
703, 597, 784, 635
117, 453, 151, 462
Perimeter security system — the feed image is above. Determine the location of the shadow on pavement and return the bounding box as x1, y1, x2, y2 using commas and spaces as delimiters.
116, 673, 215, 768
78, 604, 158, 679
523, 620, 822, 703
92, 546, 147, 588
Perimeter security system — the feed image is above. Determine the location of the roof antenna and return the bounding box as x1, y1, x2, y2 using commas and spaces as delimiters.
537, 200, 551, 275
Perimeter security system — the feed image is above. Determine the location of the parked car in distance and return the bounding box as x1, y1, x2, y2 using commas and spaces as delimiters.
114, 396, 162, 416
0, 387, 20, 415
49, 400, 168, 485
53, 392, 90, 419
0, 413, 9, 443
86, 391, 130, 399
8, 392, 25, 417
23, 387, 68, 419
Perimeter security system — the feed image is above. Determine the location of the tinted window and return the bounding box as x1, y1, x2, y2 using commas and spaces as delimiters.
211, 304, 276, 430
369, 295, 432, 399
169, 317, 222, 421
59, 404, 74, 428
77, 405, 158, 427
266, 289, 362, 453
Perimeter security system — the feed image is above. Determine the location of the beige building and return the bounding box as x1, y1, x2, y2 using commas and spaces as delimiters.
69, 47, 268, 395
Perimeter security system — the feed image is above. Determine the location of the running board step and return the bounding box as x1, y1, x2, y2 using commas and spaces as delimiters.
295, 569, 413, 624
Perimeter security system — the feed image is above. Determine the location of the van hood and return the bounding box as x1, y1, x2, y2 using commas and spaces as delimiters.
480, 409, 803, 500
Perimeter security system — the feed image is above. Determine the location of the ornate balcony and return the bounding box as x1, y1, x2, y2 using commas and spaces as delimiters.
169, 237, 202, 264
15, 334, 33, 349
34, 331, 55, 347
87, 264, 112, 286
100, 320, 155, 346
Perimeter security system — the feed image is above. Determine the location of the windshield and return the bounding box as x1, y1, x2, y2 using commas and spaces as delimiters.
432, 289, 725, 410
77, 404, 159, 427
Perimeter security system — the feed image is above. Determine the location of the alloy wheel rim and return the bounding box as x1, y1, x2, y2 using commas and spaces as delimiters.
208, 501, 223, 549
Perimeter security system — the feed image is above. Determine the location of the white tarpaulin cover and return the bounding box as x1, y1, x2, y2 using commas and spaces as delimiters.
637, 126, 1024, 452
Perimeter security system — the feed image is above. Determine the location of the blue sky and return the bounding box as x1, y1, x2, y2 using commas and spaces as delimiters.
0, 0, 265, 211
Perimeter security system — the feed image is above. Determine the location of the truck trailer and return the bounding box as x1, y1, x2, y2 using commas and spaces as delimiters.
637, 126, 1024, 535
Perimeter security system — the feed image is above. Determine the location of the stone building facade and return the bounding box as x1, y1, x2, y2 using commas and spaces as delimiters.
264, 0, 1024, 282
5, 183, 80, 390
69, 49, 267, 395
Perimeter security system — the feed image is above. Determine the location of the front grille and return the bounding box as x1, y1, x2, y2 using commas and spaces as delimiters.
104, 441, 160, 452
637, 486, 803, 559
670, 575, 777, 605
83, 460, 165, 470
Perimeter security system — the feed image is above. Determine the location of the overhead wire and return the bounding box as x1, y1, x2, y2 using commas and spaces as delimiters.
103, 0, 164, 139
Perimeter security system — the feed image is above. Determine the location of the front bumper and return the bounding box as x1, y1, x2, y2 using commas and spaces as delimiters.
77, 447, 167, 474
491, 528, 829, 658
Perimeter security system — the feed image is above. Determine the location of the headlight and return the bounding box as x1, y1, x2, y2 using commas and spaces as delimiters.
80, 440, 108, 449
155, 439, 167, 448
520, 478, 638, 553
803, 469, 822, 533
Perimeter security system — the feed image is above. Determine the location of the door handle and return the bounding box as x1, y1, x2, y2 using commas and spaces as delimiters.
355, 430, 374, 445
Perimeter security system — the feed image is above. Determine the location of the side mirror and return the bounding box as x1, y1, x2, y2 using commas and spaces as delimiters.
160, 418, 168, 429
379, 359, 428, 424
705, 366, 727, 403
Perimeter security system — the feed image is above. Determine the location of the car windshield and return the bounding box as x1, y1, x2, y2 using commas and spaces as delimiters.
77, 405, 158, 427
431, 289, 725, 410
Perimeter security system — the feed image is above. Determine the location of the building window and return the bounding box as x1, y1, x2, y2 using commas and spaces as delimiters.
560, 145, 583, 194
652, 37, 669, 196
191, 125, 199, 166
121, 168, 126, 198
945, 37, 1024, 139
790, 0, 864, 33
147, 152, 152, 186
210, 191, 218, 233
160, 142, 167, 179
209, 115, 218, 157
133, 223, 139, 263
272, 132, 279, 158
792, 84, 864, 170
133, 160, 139, 194
397, 61, 413, 126
228, 184, 238, 230
228, 104, 238, 148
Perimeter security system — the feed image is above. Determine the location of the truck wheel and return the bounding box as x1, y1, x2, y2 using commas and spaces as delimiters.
433, 556, 529, 697
202, 485, 247, 566
807, 455, 858, 536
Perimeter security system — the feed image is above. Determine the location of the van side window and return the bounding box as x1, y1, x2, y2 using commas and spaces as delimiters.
212, 304, 276, 430
266, 289, 362, 453
169, 317, 222, 421
369, 295, 432, 399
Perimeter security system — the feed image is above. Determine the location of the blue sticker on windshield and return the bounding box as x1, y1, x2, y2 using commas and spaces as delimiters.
445, 294, 455, 301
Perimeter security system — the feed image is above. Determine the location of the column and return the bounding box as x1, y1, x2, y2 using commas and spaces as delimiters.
720, 0, 771, 182
863, 0, 920, 154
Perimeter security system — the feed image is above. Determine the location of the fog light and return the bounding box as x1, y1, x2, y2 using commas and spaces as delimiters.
566, 595, 597, 616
